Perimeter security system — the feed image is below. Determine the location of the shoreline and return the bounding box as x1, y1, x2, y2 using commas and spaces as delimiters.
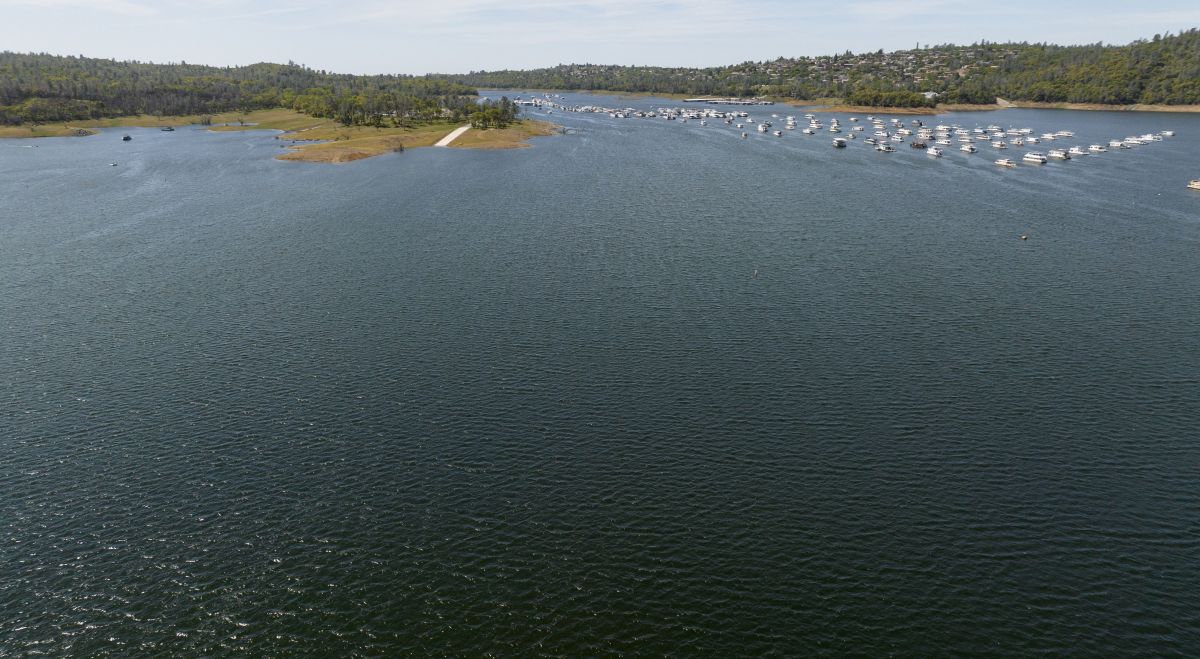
0, 109, 560, 163
480, 88, 1200, 115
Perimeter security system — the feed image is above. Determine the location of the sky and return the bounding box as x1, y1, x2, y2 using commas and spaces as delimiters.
1, 0, 1197, 74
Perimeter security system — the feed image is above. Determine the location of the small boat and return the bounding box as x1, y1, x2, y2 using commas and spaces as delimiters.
960, 144, 977, 153
161, 126, 175, 132
995, 158, 1017, 168
122, 135, 132, 141
832, 138, 847, 148
927, 147, 944, 158
876, 143, 896, 152
802, 128, 815, 135
773, 130, 783, 137
910, 141, 928, 149
741, 132, 748, 139
1189, 180, 1200, 190
1088, 144, 1107, 153
1047, 149, 1070, 160
1068, 146, 1088, 157
1162, 130, 1175, 137
1023, 152, 1048, 164
109, 162, 117, 167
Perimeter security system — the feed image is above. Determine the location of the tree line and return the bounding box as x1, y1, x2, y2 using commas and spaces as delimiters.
0, 53, 481, 126
3, 29, 1197, 121
448, 30, 1200, 107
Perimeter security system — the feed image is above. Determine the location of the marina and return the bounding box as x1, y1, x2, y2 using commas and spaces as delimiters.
513, 92, 1187, 184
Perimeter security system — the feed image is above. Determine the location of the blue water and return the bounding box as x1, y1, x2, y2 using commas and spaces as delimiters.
2, 93, 1199, 654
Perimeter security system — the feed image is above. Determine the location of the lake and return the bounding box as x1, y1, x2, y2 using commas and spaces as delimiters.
2, 91, 1199, 655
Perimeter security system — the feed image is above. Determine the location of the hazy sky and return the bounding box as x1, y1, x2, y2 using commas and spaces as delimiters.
2, 0, 1197, 74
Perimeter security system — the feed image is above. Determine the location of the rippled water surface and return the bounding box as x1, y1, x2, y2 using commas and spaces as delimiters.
2, 93, 1200, 655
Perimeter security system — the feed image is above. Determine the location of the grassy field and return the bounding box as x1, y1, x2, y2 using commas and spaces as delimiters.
206, 109, 331, 132
804, 104, 940, 115
0, 109, 322, 138
449, 120, 559, 150
276, 123, 454, 163
278, 120, 560, 163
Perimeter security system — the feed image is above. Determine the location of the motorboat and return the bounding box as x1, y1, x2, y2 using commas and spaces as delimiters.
1023, 152, 1048, 164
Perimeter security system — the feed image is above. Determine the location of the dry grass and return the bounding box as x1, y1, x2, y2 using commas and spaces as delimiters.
1005, 101, 1200, 113
207, 109, 329, 132
448, 120, 559, 150
0, 109, 324, 138
275, 123, 452, 163
0, 125, 95, 138
934, 103, 1006, 112
809, 104, 940, 115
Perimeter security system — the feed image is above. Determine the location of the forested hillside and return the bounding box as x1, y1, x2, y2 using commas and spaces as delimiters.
3, 29, 1197, 122
453, 30, 1200, 106
0, 53, 479, 126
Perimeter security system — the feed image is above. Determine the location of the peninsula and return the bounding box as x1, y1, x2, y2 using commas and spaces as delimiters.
0, 53, 557, 162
